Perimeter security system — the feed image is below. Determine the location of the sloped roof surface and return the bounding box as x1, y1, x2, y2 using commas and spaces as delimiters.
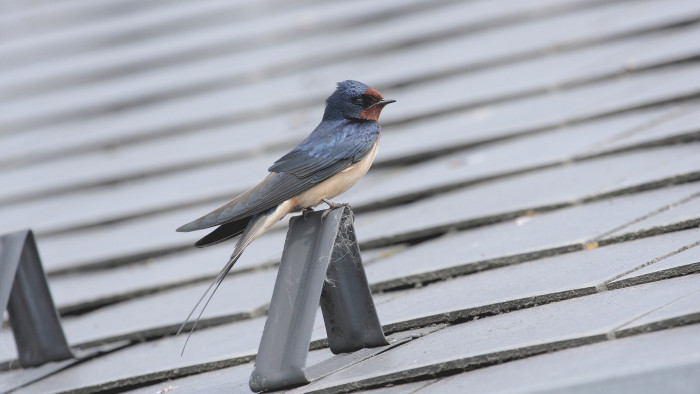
1, 0, 700, 393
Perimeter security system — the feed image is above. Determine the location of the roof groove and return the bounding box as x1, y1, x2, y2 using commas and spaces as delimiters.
52, 215, 700, 324
2, 4, 698, 156
30, 127, 700, 239
1, 0, 624, 131
2, 63, 699, 210
32, 199, 700, 355
0, 0, 326, 67
304, 319, 700, 394
14, 271, 699, 392
0, 0, 189, 40
0, 0, 611, 103
32, 146, 700, 276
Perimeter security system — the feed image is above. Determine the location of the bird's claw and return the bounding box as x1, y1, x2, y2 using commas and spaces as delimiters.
302, 207, 314, 220
321, 198, 350, 222
321, 198, 351, 210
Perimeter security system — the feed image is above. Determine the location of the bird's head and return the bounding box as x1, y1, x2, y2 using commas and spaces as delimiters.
323, 80, 396, 121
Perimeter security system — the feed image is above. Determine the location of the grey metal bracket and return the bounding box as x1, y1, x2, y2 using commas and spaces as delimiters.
0, 230, 74, 368
249, 207, 389, 392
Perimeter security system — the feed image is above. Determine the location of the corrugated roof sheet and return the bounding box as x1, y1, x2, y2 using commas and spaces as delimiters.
1, 0, 699, 392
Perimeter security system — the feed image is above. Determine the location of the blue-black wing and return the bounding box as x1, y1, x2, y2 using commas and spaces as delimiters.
268, 120, 379, 176
177, 121, 379, 233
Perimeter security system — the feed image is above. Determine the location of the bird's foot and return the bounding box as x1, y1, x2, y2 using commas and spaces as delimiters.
321, 198, 350, 221
302, 207, 314, 220
321, 198, 350, 210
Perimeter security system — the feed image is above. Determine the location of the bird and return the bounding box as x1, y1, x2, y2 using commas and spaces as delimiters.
175, 80, 395, 348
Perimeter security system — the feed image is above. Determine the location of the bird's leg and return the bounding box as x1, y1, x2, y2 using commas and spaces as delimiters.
321, 198, 351, 221
302, 207, 314, 220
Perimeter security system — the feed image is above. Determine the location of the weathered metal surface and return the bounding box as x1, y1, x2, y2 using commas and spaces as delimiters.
0, 230, 73, 367
289, 274, 700, 393
249, 207, 386, 392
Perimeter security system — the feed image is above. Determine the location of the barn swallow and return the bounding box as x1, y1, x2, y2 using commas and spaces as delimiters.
175, 80, 394, 344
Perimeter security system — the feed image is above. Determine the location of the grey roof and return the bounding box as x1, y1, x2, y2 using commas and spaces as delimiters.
1, 0, 700, 393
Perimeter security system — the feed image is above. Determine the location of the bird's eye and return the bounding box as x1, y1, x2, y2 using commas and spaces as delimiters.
353, 95, 378, 109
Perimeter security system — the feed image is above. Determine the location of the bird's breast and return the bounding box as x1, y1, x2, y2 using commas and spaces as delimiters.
296, 139, 380, 209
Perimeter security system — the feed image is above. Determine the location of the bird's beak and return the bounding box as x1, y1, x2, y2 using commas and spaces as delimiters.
371, 99, 396, 108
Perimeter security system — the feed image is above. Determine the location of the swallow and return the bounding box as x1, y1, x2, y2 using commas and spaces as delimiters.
175, 80, 395, 345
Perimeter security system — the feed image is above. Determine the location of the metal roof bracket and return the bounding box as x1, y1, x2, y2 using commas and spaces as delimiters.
0, 230, 74, 368
249, 207, 388, 392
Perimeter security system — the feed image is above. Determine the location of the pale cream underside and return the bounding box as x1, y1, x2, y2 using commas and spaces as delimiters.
249, 198, 296, 245
295, 138, 380, 209
241, 139, 380, 243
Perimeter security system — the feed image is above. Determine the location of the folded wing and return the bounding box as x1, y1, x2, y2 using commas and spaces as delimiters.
177, 121, 379, 234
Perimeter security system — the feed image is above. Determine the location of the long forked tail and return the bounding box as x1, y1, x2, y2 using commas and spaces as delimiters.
176, 201, 293, 355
